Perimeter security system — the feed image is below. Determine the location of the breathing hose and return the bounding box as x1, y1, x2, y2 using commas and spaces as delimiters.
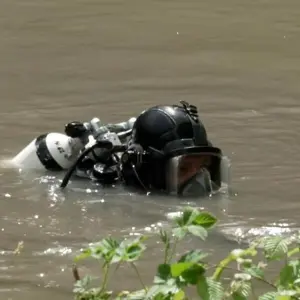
60, 140, 126, 189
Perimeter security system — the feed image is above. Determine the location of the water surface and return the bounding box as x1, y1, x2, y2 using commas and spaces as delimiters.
1, 0, 300, 298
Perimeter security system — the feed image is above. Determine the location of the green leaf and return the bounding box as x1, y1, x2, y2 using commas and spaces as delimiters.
157, 264, 171, 280
119, 289, 146, 300
146, 278, 179, 298
262, 236, 291, 261
178, 249, 209, 263
180, 264, 206, 285
231, 293, 248, 300
279, 265, 295, 288
192, 212, 218, 229
187, 225, 208, 240
90, 245, 104, 260
258, 291, 278, 300
111, 254, 123, 264
289, 259, 300, 271
287, 246, 300, 258
181, 207, 199, 226
74, 287, 102, 300
230, 280, 252, 299
171, 262, 195, 277
90, 237, 120, 263
174, 290, 185, 300
275, 296, 292, 300
172, 227, 187, 240
275, 290, 300, 299
245, 265, 265, 280
126, 244, 144, 261
100, 290, 113, 299
159, 228, 170, 245
231, 248, 258, 259
73, 275, 92, 294
236, 258, 253, 268
233, 273, 252, 281
174, 207, 198, 227
150, 265, 184, 298
197, 275, 224, 300
114, 236, 146, 262
74, 248, 92, 262
153, 275, 167, 285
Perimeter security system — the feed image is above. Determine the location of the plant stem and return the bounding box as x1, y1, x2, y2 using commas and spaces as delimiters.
163, 239, 170, 264
168, 237, 179, 263
104, 261, 122, 290
211, 248, 257, 281
113, 261, 122, 275
131, 262, 147, 291
208, 264, 277, 289
211, 256, 232, 281
100, 263, 110, 294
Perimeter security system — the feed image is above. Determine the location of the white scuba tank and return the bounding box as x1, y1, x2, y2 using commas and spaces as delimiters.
11, 116, 136, 171
11, 133, 84, 170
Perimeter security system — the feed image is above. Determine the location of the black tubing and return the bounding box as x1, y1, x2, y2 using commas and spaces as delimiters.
60, 140, 113, 189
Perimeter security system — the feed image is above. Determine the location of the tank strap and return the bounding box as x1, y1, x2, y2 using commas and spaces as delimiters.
35, 134, 63, 171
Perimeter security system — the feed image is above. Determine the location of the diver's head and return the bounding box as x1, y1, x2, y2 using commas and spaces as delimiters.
120, 101, 225, 197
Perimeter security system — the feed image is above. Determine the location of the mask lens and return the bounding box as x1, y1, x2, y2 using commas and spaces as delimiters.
178, 154, 212, 186
165, 153, 220, 196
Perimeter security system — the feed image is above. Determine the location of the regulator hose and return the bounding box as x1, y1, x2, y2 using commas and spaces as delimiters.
60, 140, 114, 189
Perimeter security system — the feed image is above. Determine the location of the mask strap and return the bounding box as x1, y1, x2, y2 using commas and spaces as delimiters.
179, 100, 208, 146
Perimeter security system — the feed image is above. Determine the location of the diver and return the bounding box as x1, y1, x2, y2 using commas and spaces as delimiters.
62, 101, 227, 197
11, 101, 229, 197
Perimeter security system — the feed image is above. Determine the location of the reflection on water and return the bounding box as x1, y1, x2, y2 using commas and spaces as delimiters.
1, 0, 300, 298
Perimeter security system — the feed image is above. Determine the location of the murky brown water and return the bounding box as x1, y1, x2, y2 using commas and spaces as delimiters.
1, 0, 300, 298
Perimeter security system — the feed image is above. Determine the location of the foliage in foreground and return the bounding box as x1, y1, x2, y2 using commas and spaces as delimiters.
72, 207, 300, 300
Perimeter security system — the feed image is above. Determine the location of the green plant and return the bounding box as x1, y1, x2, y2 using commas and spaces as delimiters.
72, 207, 300, 300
